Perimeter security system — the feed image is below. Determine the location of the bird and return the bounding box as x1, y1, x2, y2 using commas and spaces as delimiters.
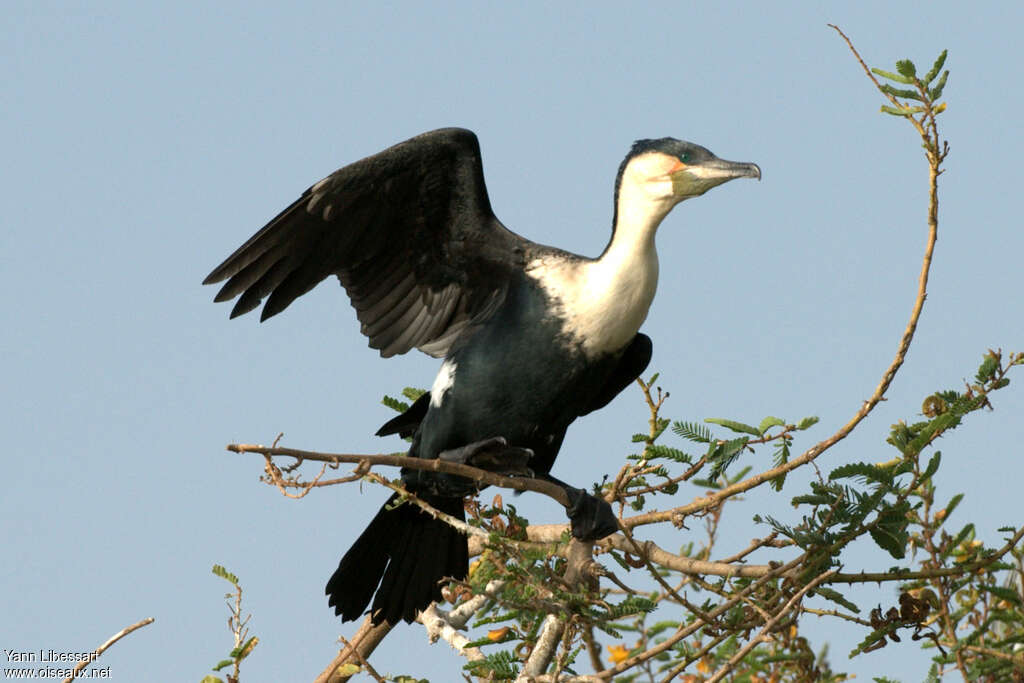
203, 127, 759, 626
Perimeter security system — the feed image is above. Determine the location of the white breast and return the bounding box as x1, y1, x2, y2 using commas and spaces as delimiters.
429, 359, 458, 407
527, 247, 659, 357
524, 152, 684, 357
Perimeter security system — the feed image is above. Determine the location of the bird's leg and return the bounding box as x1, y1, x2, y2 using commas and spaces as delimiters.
402, 437, 534, 497
541, 474, 619, 541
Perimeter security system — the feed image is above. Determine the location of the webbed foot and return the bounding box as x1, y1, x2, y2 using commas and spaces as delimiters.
565, 487, 619, 541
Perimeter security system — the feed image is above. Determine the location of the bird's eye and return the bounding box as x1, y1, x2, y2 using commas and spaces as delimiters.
678, 153, 689, 164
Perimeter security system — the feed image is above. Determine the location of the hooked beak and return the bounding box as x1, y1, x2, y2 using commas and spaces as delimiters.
671, 157, 761, 198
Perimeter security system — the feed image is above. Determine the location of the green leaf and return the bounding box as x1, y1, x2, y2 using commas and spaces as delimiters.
758, 416, 786, 434
631, 433, 650, 443
212, 659, 233, 672
943, 493, 964, 523
929, 70, 949, 101
230, 636, 258, 660
607, 550, 634, 572
792, 493, 835, 507
672, 421, 713, 443
871, 67, 914, 84
607, 596, 657, 618
976, 353, 999, 383
978, 584, 1023, 606
796, 416, 819, 430
829, 462, 893, 487
880, 104, 923, 116
651, 417, 670, 441
211, 565, 239, 586
880, 83, 923, 101
200, 676, 224, 683
645, 444, 692, 463
707, 437, 749, 480
771, 442, 790, 491
922, 451, 941, 481
895, 59, 917, 78
381, 395, 409, 414
815, 587, 861, 613
923, 50, 948, 84
705, 417, 761, 436
464, 650, 520, 679
949, 523, 975, 550
402, 386, 426, 401
869, 503, 910, 559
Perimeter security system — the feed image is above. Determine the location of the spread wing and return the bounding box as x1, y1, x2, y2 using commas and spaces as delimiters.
203, 128, 530, 358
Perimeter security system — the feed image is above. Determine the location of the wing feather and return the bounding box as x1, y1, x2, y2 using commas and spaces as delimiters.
204, 128, 530, 357
360, 273, 420, 339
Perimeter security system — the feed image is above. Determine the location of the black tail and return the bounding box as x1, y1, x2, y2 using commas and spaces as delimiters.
326, 493, 468, 625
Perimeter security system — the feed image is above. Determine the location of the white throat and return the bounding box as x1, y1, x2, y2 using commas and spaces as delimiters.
527, 166, 679, 357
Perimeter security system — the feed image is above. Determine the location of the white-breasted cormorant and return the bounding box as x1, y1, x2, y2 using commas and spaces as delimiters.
204, 128, 760, 625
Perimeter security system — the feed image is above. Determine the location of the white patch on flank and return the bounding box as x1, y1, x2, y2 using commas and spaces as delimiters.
430, 359, 458, 408
525, 153, 684, 357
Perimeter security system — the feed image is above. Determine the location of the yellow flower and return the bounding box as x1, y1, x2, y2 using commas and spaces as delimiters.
607, 644, 630, 663
487, 627, 511, 642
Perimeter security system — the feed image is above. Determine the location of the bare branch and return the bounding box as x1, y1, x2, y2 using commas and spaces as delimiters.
336, 634, 386, 683
419, 604, 486, 662
62, 617, 154, 683
517, 614, 566, 682
314, 618, 393, 683
228, 443, 571, 506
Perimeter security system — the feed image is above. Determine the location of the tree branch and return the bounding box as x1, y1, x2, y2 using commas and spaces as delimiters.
62, 617, 154, 683
314, 617, 393, 683
227, 443, 571, 507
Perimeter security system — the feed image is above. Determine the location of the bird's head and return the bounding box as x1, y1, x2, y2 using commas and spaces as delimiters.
616, 138, 761, 207
609, 138, 760, 241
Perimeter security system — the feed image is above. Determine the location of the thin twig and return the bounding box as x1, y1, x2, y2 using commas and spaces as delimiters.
715, 532, 784, 564
228, 443, 570, 506
336, 635, 386, 683
62, 617, 154, 683
707, 570, 838, 683
592, 554, 808, 680
314, 617, 394, 683
657, 629, 733, 683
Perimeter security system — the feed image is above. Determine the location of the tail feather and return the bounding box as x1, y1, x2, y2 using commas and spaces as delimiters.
326, 492, 468, 624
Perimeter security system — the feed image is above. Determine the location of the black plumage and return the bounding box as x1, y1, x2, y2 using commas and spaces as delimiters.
205, 129, 523, 359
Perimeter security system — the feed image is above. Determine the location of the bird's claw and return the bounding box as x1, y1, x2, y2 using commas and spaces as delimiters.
404, 438, 535, 496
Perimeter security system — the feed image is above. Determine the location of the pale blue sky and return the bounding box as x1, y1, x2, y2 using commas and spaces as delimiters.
3, 2, 1022, 681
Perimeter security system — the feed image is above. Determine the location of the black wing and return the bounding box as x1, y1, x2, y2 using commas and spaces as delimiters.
203, 128, 529, 358
580, 333, 652, 416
